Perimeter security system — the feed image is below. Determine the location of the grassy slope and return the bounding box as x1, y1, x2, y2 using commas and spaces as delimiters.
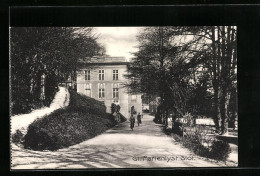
23, 90, 117, 151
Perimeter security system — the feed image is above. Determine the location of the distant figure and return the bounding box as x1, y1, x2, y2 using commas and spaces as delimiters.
130, 106, 137, 130
131, 106, 137, 115
137, 112, 142, 126
130, 114, 135, 130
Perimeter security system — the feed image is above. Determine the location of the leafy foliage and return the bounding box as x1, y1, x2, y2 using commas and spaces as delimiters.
12, 130, 24, 144
118, 113, 127, 122
68, 90, 106, 115
126, 26, 237, 133
210, 140, 231, 161
111, 103, 117, 114
10, 27, 105, 115
23, 90, 116, 151
110, 103, 124, 122
172, 124, 231, 162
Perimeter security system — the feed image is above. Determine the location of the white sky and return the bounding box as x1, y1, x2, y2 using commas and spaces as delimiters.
93, 27, 143, 60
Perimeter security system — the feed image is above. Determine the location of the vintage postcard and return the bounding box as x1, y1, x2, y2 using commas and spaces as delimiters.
10, 25, 238, 169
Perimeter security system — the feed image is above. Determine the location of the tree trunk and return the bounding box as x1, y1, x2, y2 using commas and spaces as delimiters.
220, 88, 230, 135
228, 87, 237, 129
213, 87, 220, 132
219, 26, 232, 135
211, 26, 220, 132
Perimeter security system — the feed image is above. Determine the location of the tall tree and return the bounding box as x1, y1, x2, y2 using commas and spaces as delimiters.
217, 26, 237, 134
173, 26, 237, 134
126, 26, 237, 134
10, 27, 105, 115
125, 27, 192, 127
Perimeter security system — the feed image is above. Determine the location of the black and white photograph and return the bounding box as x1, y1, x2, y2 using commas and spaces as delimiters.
10, 26, 238, 169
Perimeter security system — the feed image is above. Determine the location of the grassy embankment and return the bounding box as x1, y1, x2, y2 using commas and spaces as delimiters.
22, 90, 125, 151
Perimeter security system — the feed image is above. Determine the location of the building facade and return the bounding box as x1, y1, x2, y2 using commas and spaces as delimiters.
77, 56, 142, 117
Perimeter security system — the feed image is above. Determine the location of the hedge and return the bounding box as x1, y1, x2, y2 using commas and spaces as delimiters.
23, 90, 117, 151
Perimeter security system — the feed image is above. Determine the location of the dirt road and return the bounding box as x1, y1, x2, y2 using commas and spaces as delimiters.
11, 114, 228, 169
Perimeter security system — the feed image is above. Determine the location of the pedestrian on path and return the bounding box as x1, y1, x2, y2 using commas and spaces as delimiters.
137, 112, 142, 126
130, 114, 135, 130
130, 106, 137, 130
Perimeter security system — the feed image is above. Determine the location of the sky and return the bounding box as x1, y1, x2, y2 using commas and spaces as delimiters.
93, 27, 143, 61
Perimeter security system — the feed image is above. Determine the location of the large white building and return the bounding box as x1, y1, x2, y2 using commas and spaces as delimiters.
76, 56, 142, 117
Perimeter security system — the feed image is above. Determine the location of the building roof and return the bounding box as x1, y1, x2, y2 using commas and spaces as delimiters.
78, 56, 129, 65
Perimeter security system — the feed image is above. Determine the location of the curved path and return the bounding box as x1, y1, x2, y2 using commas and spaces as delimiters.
11, 86, 70, 134
11, 114, 232, 169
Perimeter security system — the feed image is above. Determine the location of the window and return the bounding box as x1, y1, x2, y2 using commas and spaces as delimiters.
85, 70, 90, 80
131, 95, 137, 102
113, 70, 118, 80
113, 84, 119, 98
84, 83, 91, 97
113, 88, 119, 98
98, 83, 105, 99
99, 70, 104, 80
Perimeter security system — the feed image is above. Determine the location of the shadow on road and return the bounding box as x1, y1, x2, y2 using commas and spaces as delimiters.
11, 113, 227, 169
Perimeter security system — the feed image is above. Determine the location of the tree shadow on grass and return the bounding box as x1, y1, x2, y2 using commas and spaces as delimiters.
12, 144, 145, 169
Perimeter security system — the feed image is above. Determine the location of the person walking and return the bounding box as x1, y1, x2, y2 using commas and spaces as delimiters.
130, 114, 135, 130
130, 106, 137, 130
137, 112, 142, 126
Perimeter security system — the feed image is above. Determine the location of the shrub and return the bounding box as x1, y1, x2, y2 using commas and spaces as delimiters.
11, 98, 37, 115
110, 103, 125, 123
210, 140, 231, 161
68, 90, 106, 115
24, 112, 116, 151
171, 122, 231, 162
172, 121, 183, 135
117, 105, 121, 112
185, 136, 210, 157
183, 112, 194, 126
111, 103, 117, 114
11, 87, 58, 116
153, 113, 162, 124
119, 113, 127, 122
12, 130, 24, 144
23, 91, 117, 151
163, 127, 172, 135
174, 132, 212, 159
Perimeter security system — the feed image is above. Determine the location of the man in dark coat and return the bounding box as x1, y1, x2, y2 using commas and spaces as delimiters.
137, 112, 142, 126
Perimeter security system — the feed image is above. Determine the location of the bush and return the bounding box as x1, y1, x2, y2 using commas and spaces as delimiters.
110, 103, 125, 123
210, 140, 231, 161
12, 130, 24, 144
68, 90, 106, 115
153, 113, 162, 124
183, 112, 194, 126
163, 127, 172, 135
183, 136, 210, 158
11, 98, 39, 115
111, 103, 117, 114
117, 105, 121, 112
23, 90, 117, 151
172, 121, 183, 135
11, 86, 58, 116
171, 123, 231, 162
119, 113, 127, 122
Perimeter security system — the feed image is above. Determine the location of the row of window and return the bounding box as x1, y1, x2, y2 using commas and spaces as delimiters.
99, 88, 119, 99
85, 83, 119, 99
85, 70, 118, 81
98, 89, 137, 101
84, 83, 138, 102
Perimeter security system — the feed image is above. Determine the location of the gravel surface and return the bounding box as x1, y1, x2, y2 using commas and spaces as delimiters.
11, 114, 236, 169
